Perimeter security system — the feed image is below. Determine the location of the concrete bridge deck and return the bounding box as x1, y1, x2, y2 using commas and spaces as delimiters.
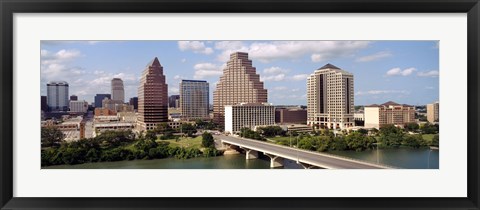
218, 135, 392, 169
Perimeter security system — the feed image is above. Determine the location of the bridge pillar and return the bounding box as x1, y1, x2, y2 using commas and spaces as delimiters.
264, 153, 284, 168
245, 149, 258, 160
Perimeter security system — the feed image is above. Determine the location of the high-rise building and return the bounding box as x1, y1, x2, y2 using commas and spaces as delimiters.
307, 64, 354, 130
427, 101, 439, 123
180, 80, 209, 120
129, 97, 138, 110
47, 81, 69, 111
224, 103, 275, 134
364, 101, 416, 129
213, 52, 267, 126
41, 96, 48, 112
168, 95, 180, 108
94, 94, 111, 108
70, 95, 78, 101
137, 57, 168, 131
69, 100, 88, 113
111, 78, 125, 102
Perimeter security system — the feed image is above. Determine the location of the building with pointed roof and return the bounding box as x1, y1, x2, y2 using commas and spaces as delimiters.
213, 52, 268, 127
307, 64, 354, 130
364, 101, 416, 129
137, 57, 168, 131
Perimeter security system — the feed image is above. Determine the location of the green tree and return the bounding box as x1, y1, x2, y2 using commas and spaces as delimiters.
145, 130, 157, 141
201, 132, 215, 148
41, 126, 65, 148
179, 123, 197, 137
404, 122, 420, 132
430, 134, 439, 147
378, 124, 404, 147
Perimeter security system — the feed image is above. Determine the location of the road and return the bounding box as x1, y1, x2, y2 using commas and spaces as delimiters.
217, 135, 392, 169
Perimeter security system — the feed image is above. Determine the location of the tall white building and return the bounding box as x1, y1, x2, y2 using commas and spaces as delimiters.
111, 78, 125, 102
224, 103, 275, 134
307, 64, 354, 130
180, 80, 209, 120
47, 81, 69, 111
69, 100, 88, 113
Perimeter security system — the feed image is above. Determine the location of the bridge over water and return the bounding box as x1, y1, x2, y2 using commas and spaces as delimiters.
219, 135, 392, 169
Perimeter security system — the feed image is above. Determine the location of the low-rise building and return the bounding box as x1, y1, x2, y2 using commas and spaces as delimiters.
275, 107, 307, 124
41, 116, 85, 141
224, 103, 275, 134
364, 101, 415, 129
69, 100, 88, 113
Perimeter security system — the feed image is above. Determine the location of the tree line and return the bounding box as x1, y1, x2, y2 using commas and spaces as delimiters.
41, 127, 222, 167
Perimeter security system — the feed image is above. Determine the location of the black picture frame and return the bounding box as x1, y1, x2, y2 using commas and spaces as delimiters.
1, 0, 479, 209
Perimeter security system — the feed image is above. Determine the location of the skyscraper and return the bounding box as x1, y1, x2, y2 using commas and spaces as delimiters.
129, 97, 138, 110
94, 94, 111, 108
307, 64, 354, 130
213, 52, 267, 126
47, 81, 69, 111
168, 95, 180, 108
137, 57, 168, 131
111, 78, 125, 102
180, 80, 209, 120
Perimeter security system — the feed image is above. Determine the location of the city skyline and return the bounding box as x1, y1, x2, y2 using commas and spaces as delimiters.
40, 40, 439, 106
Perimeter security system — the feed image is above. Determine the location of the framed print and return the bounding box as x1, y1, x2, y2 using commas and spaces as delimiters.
1, 0, 479, 209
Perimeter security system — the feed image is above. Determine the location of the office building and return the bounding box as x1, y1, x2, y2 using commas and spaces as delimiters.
213, 52, 268, 126
129, 97, 138, 110
47, 81, 69, 111
41, 96, 48, 112
69, 100, 88, 113
307, 64, 354, 130
364, 101, 415, 129
427, 101, 439, 123
111, 78, 125, 102
275, 107, 307, 124
70, 95, 78, 101
180, 80, 209, 120
137, 57, 168, 131
169, 95, 180, 108
224, 103, 275, 134
94, 94, 111, 108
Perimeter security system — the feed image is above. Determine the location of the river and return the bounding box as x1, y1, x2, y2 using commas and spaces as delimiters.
43, 147, 438, 169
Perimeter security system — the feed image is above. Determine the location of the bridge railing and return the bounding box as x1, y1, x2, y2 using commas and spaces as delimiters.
225, 136, 399, 169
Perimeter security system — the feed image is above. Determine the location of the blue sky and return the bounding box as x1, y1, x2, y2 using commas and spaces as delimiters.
40, 41, 439, 106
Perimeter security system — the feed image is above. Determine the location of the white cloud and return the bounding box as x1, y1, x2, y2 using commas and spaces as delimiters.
170, 87, 180, 95
273, 86, 288, 91
181, 58, 187, 63
41, 49, 82, 65
356, 90, 409, 96
291, 74, 309, 81
417, 70, 439, 77
193, 63, 224, 79
173, 75, 184, 80
386, 67, 416, 76
178, 41, 214, 55
261, 74, 286, 82
263, 67, 289, 74
355, 51, 392, 62
214, 41, 370, 63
